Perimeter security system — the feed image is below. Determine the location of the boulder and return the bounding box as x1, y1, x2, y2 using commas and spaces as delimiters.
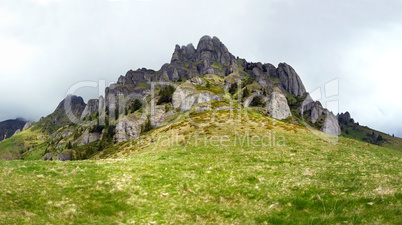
267, 91, 292, 120
277, 63, 306, 97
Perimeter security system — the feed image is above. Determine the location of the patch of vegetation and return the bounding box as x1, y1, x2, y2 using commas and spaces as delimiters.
128, 99, 142, 114
157, 85, 175, 105
249, 96, 264, 107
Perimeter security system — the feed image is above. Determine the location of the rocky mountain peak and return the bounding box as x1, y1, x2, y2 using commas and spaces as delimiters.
277, 63, 306, 97
56, 95, 86, 111
170, 35, 234, 65
195, 35, 234, 64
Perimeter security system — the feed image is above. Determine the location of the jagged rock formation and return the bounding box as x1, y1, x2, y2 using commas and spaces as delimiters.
277, 63, 306, 97
267, 91, 292, 120
322, 111, 342, 135
299, 94, 341, 135
196, 35, 234, 64
338, 111, 355, 124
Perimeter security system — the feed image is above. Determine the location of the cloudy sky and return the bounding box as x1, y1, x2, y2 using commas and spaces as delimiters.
0, 0, 401, 137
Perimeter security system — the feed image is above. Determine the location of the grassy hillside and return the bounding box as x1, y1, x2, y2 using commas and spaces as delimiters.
0, 128, 47, 160
0, 109, 400, 224
340, 120, 402, 152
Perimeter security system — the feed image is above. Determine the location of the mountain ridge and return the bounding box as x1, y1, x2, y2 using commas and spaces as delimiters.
0, 35, 400, 160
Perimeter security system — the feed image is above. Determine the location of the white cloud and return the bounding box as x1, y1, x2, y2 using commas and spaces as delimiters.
0, 34, 37, 73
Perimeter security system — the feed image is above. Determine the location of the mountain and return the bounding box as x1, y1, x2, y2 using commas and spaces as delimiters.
0, 118, 27, 141
0, 35, 400, 224
0, 35, 400, 161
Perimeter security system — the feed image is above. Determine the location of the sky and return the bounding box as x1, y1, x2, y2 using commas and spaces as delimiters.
0, 0, 401, 137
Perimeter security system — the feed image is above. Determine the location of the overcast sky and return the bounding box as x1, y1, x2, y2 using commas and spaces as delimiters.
0, 0, 401, 137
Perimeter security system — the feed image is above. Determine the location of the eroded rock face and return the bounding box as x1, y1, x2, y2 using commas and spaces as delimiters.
81, 99, 99, 119
171, 44, 196, 65
115, 115, 146, 142
277, 63, 306, 97
311, 102, 324, 124
196, 35, 234, 64
267, 91, 292, 120
322, 111, 341, 135
77, 129, 101, 146
298, 94, 341, 135
151, 105, 176, 127
22, 122, 33, 131
172, 82, 198, 109
172, 81, 222, 111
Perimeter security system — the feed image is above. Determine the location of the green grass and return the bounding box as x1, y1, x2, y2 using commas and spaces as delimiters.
0, 110, 400, 224
0, 129, 46, 160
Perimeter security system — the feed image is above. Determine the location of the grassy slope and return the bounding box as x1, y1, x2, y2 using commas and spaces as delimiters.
0, 128, 47, 160
0, 109, 400, 224
340, 121, 402, 152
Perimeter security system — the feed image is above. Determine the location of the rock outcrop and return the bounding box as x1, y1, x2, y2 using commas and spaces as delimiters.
77, 129, 101, 146
172, 82, 198, 109
172, 81, 222, 112
196, 35, 234, 64
267, 91, 292, 120
298, 94, 341, 135
277, 63, 306, 97
22, 122, 33, 131
57, 151, 72, 161
81, 99, 99, 119
13, 129, 21, 136
42, 153, 55, 161
338, 111, 354, 124
322, 111, 341, 135
310, 102, 325, 124
115, 115, 146, 143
